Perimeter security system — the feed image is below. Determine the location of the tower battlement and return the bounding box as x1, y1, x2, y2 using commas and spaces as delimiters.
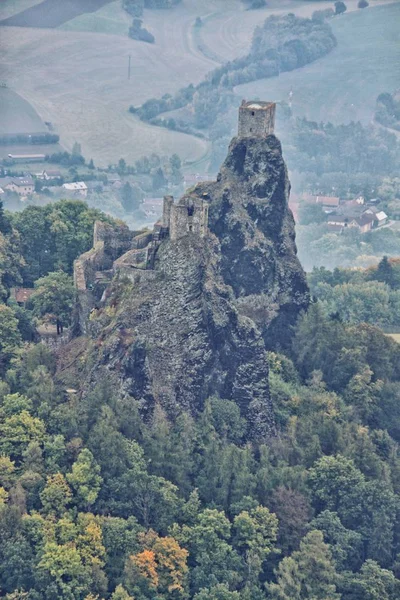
238, 100, 276, 138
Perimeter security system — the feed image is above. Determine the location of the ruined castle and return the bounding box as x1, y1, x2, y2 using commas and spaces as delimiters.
74, 100, 276, 333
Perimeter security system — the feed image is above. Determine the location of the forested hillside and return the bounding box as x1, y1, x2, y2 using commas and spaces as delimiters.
1, 194, 400, 599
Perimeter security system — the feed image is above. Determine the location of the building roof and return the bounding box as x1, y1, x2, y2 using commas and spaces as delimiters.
242, 100, 275, 110
355, 214, 375, 227
62, 182, 87, 191
8, 154, 46, 159
44, 170, 62, 177
375, 211, 388, 221
316, 195, 340, 207
8, 176, 34, 186
11, 287, 35, 303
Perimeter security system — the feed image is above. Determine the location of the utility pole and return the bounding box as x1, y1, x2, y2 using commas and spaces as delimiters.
128, 55, 131, 80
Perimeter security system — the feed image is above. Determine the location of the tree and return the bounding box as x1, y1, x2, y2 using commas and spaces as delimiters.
375, 256, 395, 288
30, 271, 75, 329
129, 19, 155, 44
268, 530, 340, 600
358, 0, 369, 7
88, 158, 95, 170
298, 203, 326, 226
193, 584, 240, 599
0, 200, 12, 235
151, 167, 167, 191
119, 182, 143, 213
118, 158, 127, 174
111, 584, 134, 600
72, 142, 82, 157
307, 455, 365, 526
334, 1, 347, 14
171, 509, 241, 593
269, 487, 311, 555
0, 305, 21, 372
0, 410, 46, 461
40, 472, 72, 516
67, 448, 103, 510
341, 559, 400, 600
233, 506, 278, 583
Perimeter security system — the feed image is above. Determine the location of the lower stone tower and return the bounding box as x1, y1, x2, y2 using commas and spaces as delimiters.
162, 194, 209, 241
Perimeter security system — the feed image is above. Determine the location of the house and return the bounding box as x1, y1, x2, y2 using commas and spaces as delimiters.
62, 182, 88, 197
374, 210, 388, 227
363, 207, 388, 227
327, 212, 375, 233
10, 287, 35, 306
5, 176, 34, 195
37, 169, 62, 180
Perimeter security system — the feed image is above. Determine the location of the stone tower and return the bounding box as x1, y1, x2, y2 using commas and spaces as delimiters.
162, 195, 209, 241
238, 100, 276, 138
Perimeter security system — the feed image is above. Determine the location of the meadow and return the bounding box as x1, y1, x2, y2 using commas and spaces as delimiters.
0, 88, 46, 134
0, 0, 398, 167
236, 2, 400, 126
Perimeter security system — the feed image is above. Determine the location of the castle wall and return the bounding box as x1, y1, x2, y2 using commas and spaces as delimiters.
93, 220, 134, 260
163, 195, 174, 228
170, 197, 208, 241
238, 103, 276, 138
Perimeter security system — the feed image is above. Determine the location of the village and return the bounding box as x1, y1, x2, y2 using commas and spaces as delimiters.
0, 156, 395, 236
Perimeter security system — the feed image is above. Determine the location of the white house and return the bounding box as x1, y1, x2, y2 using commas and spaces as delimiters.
62, 182, 88, 198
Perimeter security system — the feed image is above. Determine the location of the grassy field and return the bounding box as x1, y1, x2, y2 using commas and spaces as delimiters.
0, 0, 397, 167
0, 87, 47, 134
236, 2, 400, 126
0, 0, 40, 21
59, 1, 131, 36
0, 0, 114, 27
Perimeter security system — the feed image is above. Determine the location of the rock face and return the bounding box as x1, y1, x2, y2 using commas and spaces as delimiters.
198, 134, 310, 349
87, 134, 309, 439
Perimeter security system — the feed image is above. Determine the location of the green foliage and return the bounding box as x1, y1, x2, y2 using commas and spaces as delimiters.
10, 200, 115, 285
0, 305, 21, 373
1, 205, 400, 599
30, 270, 75, 326
268, 530, 340, 599
67, 449, 102, 510
335, 1, 347, 15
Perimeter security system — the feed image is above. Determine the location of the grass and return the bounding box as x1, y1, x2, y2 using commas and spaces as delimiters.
0, 0, 40, 21
58, 1, 131, 36
236, 2, 400, 126
0, 88, 47, 134
1, 0, 397, 167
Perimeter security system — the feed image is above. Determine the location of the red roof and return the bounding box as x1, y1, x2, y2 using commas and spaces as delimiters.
12, 287, 35, 303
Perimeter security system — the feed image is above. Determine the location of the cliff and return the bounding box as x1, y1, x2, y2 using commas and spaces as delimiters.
79, 134, 309, 439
